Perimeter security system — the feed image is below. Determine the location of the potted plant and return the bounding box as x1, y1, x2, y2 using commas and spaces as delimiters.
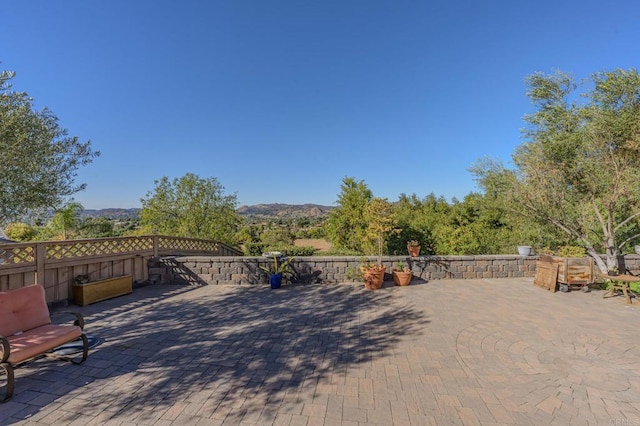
407, 240, 421, 257
392, 261, 412, 286
260, 252, 294, 289
361, 198, 397, 290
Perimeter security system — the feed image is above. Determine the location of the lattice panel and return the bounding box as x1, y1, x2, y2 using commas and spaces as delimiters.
46, 237, 154, 260
0, 246, 35, 265
159, 237, 219, 253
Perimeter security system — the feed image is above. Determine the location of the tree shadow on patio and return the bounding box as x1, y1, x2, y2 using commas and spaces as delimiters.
10, 283, 429, 424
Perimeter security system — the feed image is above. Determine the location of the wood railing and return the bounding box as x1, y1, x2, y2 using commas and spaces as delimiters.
0, 235, 242, 303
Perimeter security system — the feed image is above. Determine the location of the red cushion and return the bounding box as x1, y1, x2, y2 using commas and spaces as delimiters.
6, 324, 82, 364
0, 285, 51, 337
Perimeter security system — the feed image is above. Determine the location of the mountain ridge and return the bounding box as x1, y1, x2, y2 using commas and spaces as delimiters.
82, 203, 334, 219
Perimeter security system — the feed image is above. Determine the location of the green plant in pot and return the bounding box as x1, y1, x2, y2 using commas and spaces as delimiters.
407, 240, 421, 257
361, 198, 398, 290
392, 261, 412, 286
260, 252, 294, 289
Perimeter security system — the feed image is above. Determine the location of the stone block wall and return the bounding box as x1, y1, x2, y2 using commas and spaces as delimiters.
148, 254, 540, 286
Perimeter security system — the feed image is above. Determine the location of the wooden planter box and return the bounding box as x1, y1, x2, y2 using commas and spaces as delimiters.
74, 275, 133, 306
534, 254, 594, 291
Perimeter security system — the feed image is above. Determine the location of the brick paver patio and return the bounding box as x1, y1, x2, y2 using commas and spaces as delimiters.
1, 278, 639, 425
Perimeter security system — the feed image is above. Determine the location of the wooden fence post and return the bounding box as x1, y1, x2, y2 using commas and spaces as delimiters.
153, 235, 159, 257
36, 243, 45, 286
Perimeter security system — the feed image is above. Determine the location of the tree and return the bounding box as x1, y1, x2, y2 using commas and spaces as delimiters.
473, 69, 640, 273
77, 217, 115, 238
387, 193, 438, 255
0, 69, 99, 224
364, 197, 397, 262
324, 177, 373, 253
139, 173, 241, 245
48, 202, 84, 240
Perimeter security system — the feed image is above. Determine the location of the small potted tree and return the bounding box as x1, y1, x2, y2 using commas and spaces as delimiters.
260, 252, 294, 289
361, 198, 397, 290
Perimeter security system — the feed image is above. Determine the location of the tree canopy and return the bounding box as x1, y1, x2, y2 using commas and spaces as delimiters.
0, 69, 99, 224
473, 68, 640, 273
324, 177, 373, 253
139, 173, 241, 245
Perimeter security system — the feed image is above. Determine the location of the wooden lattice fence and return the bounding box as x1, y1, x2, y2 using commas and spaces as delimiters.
0, 235, 241, 304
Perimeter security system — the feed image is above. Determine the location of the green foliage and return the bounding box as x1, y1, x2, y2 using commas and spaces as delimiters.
260, 254, 294, 275
473, 68, 640, 272
244, 243, 316, 257
277, 246, 317, 256
139, 173, 241, 245
394, 261, 407, 271
76, 217, 115, 238
325, 177, 372, 253
538, 245, 587, 257
0, 69, 99, 224
244, 242, 268, 256
4, 222, 38, 241
259, 228, 294, 246
48, 202, 83, 240
364, 197, 398, 264
318, 247, 362, 256
305, 226, 326, 239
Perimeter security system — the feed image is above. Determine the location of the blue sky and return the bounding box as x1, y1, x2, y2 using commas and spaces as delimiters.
2, 1, 639, 209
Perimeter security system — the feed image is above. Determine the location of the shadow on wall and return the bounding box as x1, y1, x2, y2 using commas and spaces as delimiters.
13, 284, 428, 423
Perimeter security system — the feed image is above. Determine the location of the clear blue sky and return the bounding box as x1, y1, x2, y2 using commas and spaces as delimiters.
2, 1, 639, 209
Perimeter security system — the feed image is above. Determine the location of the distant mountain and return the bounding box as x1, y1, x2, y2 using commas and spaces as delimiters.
236, 203, 334, 219
81, 204, 334, 221
81, 208, 141, 220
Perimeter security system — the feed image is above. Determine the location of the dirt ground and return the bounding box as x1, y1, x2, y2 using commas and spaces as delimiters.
293, 238, 332, 251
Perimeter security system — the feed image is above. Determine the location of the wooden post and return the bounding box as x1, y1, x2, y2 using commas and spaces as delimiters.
36, 243, 45, 287
153, 235, 159, 257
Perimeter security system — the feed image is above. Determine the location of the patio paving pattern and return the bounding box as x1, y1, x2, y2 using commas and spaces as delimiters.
1, 277, 639, 425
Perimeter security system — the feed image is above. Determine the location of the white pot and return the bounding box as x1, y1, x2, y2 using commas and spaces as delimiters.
635, 246, 640, 255
517, 246, 532, 256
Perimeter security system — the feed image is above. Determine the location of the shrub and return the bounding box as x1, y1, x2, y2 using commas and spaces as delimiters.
277, 246, 317, 256
244, 242, 268, 256
557, 245, 587, 257
244, 243, 317, 257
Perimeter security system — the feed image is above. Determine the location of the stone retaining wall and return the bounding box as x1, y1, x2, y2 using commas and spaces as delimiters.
148, 255, 541, 286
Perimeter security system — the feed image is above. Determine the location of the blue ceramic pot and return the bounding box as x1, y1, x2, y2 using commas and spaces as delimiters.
269, 273, 283, 289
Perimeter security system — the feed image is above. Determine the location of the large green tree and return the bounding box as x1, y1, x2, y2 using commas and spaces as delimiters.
48, 202, 84, 240
474, 68, 640, 273
324, 177, 373, 253
139, 173, 241, 245
0, 70, 99, 224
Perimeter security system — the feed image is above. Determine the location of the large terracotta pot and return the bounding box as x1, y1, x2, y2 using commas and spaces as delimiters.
362, 266, 386, 290
392, 270, 412, 286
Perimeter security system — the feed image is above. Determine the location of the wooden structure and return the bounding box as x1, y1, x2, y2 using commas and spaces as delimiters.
0, 235, 241, 304
73, 275, 133, 306
534, 254, 595, 291
534, 259, 559, 292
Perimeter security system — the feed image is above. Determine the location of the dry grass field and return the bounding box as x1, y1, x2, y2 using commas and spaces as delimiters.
293, 238, 332, 251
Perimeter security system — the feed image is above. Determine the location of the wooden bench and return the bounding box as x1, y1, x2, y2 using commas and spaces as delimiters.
0, 285, 88, 402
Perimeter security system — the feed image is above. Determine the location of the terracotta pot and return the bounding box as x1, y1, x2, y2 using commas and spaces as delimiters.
392, 270, 412, 286
362, 266, 386, 290
407, 245, 420, 257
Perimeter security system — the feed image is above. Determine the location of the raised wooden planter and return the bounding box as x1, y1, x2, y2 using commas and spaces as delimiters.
534, 254, 594, 291
74, 275, 133, 306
